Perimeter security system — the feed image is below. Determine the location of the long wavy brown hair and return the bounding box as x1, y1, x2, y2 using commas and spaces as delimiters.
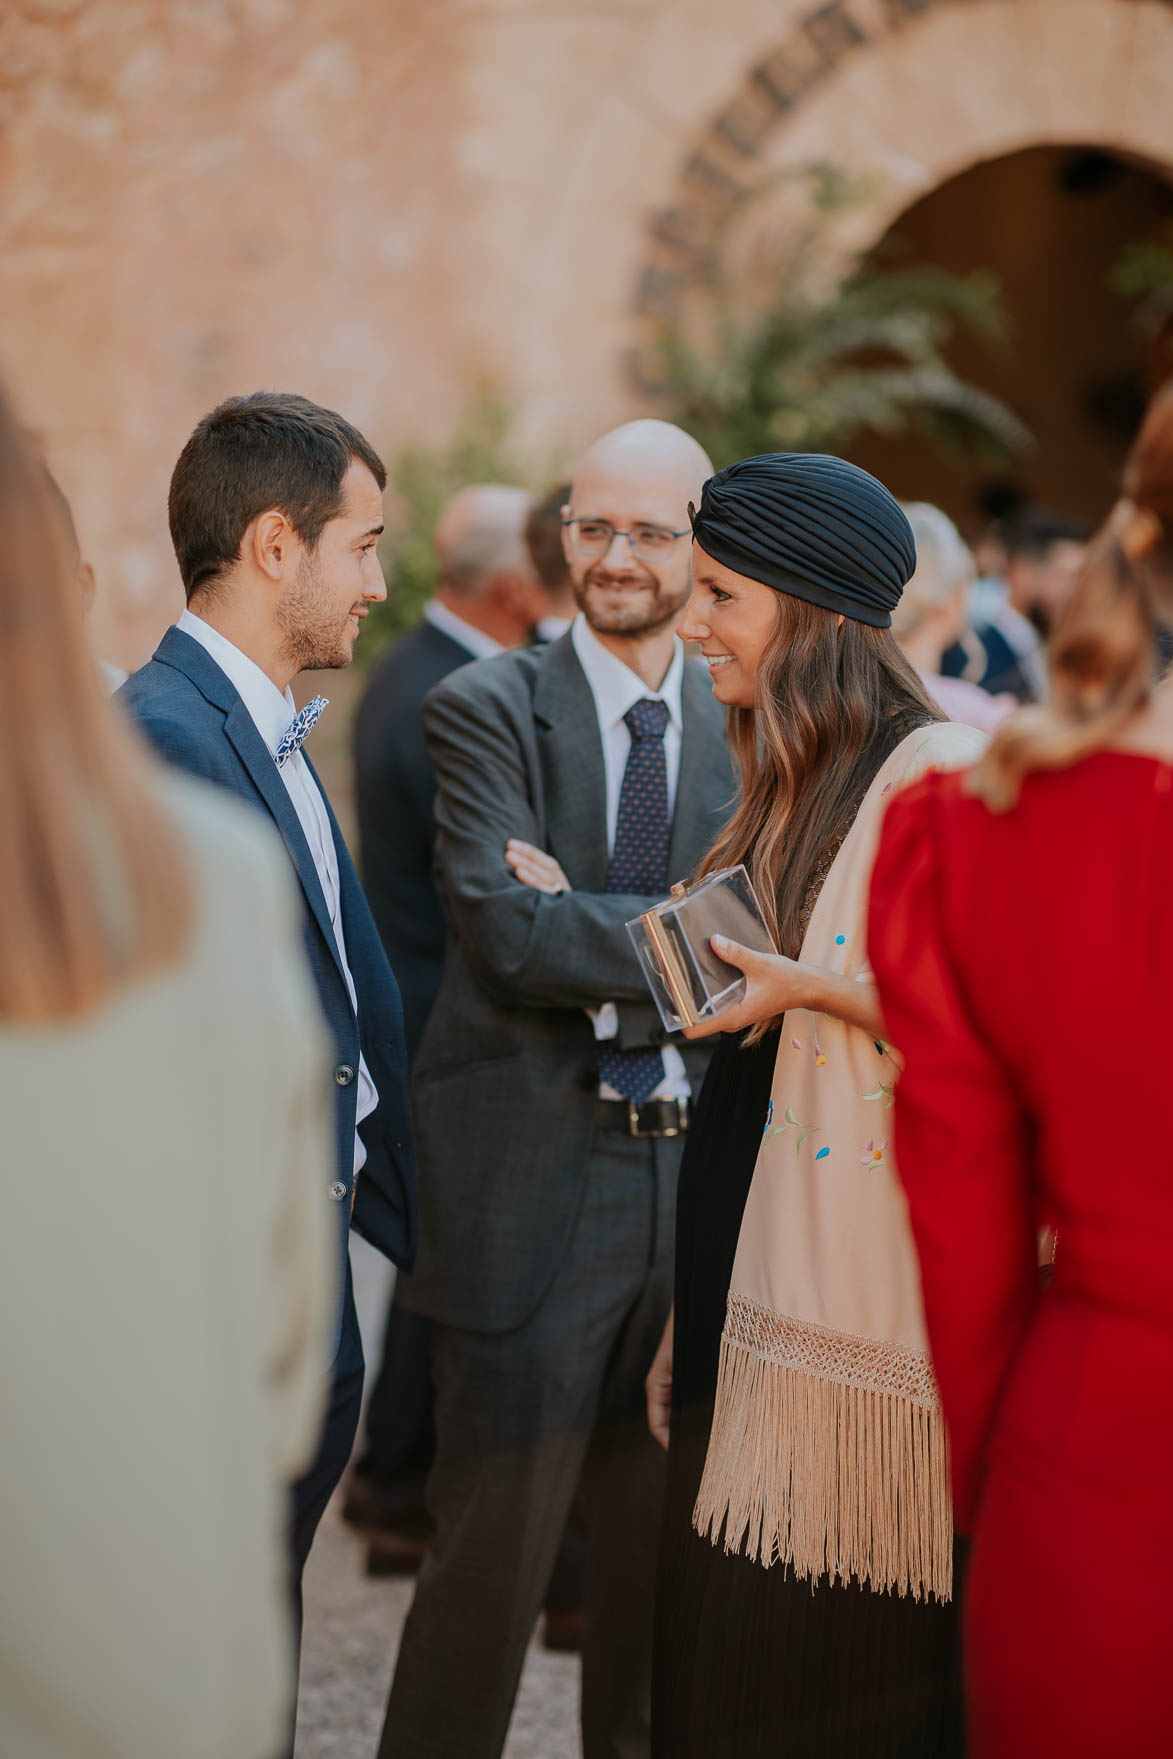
970, 380, 1173, 810
0, 385, 191, 1020
700, 592, 940, 1013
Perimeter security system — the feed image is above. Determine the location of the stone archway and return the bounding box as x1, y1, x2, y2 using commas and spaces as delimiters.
626, 0, 1173, 409
5, 0, 1173, 661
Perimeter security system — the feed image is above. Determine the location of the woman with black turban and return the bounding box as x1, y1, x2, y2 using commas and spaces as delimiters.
646, 452, 986, 1756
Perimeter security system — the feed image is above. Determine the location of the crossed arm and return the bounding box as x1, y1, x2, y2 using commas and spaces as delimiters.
506, 831, 886, 1047
424, 679, 667, 1016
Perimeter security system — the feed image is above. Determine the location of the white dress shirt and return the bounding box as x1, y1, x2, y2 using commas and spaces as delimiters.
570, 614, 689, 1101
178, 609, 378, 1175
424, 597, 505, 661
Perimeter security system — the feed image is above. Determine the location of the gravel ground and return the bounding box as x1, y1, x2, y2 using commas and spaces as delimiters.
294, 1503, 580, 1759
294, 1240, 581, 1759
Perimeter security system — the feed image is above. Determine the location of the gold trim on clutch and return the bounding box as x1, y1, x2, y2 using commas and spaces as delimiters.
642, 908, 702, 1028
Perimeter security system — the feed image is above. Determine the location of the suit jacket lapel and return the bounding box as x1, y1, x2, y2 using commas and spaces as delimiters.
153, 628, 347, 986
669, 660, 735, 882
533, 634, 609, 893
223, 707, 348, 986
305, 752, 364, 1001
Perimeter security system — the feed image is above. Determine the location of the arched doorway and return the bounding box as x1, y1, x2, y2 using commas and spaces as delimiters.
848, 144, 1173, 530
624, 0, 1173, 533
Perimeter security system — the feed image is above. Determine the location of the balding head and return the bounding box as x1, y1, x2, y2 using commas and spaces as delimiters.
570, 420, 711, 515
434, 484, 534, 598
431, 482, 549, 648
563, 421, 712, 641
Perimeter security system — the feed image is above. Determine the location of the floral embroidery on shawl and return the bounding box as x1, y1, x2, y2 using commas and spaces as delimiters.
695, 718, 989, 1603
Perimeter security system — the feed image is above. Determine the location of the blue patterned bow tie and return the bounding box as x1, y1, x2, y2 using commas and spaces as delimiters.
275, 695, 329, 769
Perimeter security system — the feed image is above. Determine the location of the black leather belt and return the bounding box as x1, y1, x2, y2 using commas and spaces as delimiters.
594, 1096, 691, 1139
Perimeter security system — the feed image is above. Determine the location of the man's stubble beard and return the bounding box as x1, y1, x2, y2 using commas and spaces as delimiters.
575, 567, 691, 640
276, 549, 352, 674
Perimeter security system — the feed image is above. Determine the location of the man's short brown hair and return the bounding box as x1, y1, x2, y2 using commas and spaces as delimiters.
168, 391, 386, 601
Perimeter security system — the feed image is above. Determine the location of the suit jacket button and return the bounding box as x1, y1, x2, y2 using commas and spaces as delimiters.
328, 1182, 348, 1202
334, 1064, 355, 1086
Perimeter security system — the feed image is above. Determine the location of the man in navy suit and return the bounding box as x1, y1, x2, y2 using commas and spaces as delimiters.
119, 392, 417, 1670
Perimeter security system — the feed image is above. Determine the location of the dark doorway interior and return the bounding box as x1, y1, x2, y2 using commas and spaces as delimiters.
847, 144, 1173, 534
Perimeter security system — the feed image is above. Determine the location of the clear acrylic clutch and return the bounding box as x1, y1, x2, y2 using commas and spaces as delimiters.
626, 864, 777, 1034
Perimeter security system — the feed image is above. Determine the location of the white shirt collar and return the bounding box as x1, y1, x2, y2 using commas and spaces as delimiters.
570, 612, 685, 733
423, 598, 505, 661
177, 608, 297, 755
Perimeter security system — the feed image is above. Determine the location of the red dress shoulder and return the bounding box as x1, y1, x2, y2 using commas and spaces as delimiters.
868, 770, 1037, 1526
869, 753, 1173, 1759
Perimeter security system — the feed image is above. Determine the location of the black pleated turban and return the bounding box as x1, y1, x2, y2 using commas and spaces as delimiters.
689, 452, 916, 629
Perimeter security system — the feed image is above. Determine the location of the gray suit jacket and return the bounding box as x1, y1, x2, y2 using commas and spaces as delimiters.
401, 630, 735, 1332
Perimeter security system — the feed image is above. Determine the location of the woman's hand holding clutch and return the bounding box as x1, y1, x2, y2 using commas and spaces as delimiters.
682, 935, 887, 1044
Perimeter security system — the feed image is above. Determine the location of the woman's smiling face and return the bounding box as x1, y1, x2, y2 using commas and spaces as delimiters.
678, 542, 782, 707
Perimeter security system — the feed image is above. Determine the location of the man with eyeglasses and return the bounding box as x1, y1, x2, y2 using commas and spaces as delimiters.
380, 421, 733, 1759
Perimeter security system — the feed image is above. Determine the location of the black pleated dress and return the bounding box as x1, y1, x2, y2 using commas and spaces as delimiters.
651, 1027, 966, 1759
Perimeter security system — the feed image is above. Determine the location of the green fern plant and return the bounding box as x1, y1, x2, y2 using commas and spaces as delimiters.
656, 176, 1031, 469
1112, 227, 1173, 305
363, 396, 534, 663
1111, 226, 1173, 342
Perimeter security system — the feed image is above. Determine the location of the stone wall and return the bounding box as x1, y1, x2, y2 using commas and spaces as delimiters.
2, 0, 1172, 667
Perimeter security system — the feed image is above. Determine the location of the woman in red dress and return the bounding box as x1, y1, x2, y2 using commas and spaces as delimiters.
869, 383, 1173, 1758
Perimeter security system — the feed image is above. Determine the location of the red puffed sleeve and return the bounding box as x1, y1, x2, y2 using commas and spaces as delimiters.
868, 774, 1037, 1527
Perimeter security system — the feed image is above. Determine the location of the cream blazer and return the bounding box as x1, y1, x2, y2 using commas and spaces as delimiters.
0, 775, 336, 1759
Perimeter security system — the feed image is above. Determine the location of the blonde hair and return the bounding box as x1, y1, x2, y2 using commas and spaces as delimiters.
892, 504, 975, 637
0, 386, 192, 1020
970, 381, 1173, 810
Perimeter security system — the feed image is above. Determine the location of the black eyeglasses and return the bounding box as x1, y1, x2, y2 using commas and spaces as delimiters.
562, 518, 690, 563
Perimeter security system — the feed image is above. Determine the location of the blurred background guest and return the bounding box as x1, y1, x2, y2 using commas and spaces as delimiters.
1007, 511, 1090, 638
41, 462, 128, 691
118, 392, 418, 1746
956, 511, 1088, 701
0, 378, 336, 1759
346, 482, 543, 1573
525, 479, 577, 642
870, 381, 1173, 1758
354, 483, 543, 1062
895, 501, 1015, 732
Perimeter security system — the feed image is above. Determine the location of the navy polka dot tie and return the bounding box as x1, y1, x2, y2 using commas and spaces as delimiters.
598, 698, 671, 1105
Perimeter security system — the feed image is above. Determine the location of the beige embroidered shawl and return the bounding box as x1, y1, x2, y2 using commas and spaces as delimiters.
693, 722, 987, 1602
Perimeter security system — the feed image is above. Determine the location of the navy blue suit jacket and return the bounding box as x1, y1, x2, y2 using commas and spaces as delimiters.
119, 627, 418, 1286
354, 619, 476, 1061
